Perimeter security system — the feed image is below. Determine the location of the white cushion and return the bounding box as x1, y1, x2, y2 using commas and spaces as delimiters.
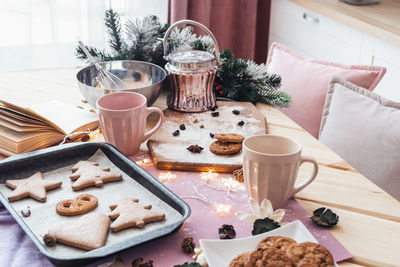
319, 76, 400, 200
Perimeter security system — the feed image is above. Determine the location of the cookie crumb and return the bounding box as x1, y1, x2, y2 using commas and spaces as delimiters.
218, 224, 236, 239
193, 119, 199, 123
43, 234, 56, 247
89, 109, 95, 113
179, 124, 186, 130
181, 237, 195, 254
238, 121, 245, 126
173, 130, 180, 136
81, 99, 88, 103
211, 112, 219, 117
21, 207, 31, 217
232, 110, 240, 115
200, 125, 204, 129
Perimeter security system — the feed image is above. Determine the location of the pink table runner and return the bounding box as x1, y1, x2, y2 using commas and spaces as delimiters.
0, 153, 352, 267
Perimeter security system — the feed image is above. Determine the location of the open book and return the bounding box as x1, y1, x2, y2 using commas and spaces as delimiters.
0, 100, 98, 156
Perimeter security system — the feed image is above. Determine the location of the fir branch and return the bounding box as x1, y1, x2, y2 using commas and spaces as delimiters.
75, 45, 111, 61
105, 9, 123, 53
74, 11, 290, 107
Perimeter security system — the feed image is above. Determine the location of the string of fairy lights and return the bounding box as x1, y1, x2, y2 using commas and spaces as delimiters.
135, 158, 245, 216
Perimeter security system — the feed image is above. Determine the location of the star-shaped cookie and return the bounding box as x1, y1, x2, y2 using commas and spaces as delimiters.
109, 198, 165, 232
6, 172, 62, 202
70, 161, 122, 191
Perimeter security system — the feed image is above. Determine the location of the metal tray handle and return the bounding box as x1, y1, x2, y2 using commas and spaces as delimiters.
163, 19, 221, 65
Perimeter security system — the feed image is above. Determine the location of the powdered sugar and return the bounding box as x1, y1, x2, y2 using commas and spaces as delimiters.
149, 103, 266, 168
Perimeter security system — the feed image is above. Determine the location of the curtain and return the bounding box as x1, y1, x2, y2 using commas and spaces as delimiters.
169, 0, 271, 63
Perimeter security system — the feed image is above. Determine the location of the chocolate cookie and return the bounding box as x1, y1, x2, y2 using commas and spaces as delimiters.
245, 247, 292, 267
286, 242, 334, 267
209, 141, 242, 155
229, 251, 251, 267
256, 236, 296, 252
214, 133, 244, 143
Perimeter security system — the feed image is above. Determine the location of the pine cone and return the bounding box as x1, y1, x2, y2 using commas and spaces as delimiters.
218, 224, 236, 239
181, 237, 195, 254
187, 145, 204, 153
43, 234, 56, 247
233, 168, 244, 182
131, 257, 153, 267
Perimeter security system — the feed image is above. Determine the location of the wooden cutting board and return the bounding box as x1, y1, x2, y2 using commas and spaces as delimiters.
147, 101, 267, 172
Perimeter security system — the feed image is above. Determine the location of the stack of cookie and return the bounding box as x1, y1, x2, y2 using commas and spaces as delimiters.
210, 133, 245, 155
229, 236, 334, 267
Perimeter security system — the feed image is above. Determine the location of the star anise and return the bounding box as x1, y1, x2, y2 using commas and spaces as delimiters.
187, 145, 203, 153
218, 224, 236, 239
181, 237, 195, 254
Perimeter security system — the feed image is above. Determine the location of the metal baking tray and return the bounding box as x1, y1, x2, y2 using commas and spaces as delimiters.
0, 142, 191, 266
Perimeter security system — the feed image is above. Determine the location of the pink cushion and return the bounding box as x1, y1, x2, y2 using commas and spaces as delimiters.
266, 43, 386, 138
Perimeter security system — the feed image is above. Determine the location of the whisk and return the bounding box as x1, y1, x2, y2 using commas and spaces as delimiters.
78, 40, 127, 89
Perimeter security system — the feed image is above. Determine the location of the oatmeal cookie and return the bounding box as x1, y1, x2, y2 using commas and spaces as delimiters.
214, 133, 245, 143
229, 251, 251, 267
286, 242, 334, 267
245, 247, 292, 267
256, 236, 296, 252
209, 141, 242, 155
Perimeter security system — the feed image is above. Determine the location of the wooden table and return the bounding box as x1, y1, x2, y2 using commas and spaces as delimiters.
0, 68, 399, 267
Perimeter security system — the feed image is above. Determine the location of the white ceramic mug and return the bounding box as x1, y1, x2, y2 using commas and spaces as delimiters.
243, 134, 318, 209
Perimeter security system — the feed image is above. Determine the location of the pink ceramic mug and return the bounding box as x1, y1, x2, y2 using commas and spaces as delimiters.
97, 92, 164, 155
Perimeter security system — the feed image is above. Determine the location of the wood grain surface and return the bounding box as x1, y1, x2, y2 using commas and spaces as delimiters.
147, 101, 267, 172
1, 68, 400, 266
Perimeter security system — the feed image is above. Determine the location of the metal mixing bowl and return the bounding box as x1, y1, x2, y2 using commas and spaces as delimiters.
76, 60, 167, 107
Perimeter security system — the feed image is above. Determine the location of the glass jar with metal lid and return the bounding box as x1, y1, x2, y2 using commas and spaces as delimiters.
163, 20, 221, 112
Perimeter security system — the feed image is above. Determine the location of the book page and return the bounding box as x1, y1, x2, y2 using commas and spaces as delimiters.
28, 101, 98, 134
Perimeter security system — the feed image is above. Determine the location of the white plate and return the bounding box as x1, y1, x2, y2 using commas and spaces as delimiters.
200, 220, 338, 267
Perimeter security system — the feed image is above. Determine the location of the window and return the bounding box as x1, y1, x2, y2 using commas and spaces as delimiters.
0, 0, 168, 71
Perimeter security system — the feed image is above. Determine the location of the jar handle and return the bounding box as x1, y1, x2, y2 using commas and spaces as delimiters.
163, 19, 221, 65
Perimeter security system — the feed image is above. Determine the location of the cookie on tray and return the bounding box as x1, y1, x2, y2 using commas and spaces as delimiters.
69, 161, 122, 191
214, 133, 244, 143
286, 242, 334, 267
108, 198, 165, 232
209, 141, 242, 155
229, 251, 251, 267
47, 213, 110, 250
246, 247, 293, 267
256, 236, 296, 252
56, 194, 98, 216
6, 172, 62, 202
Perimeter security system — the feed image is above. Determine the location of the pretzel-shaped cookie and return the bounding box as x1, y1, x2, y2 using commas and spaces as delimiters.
56, 194, 98, 216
